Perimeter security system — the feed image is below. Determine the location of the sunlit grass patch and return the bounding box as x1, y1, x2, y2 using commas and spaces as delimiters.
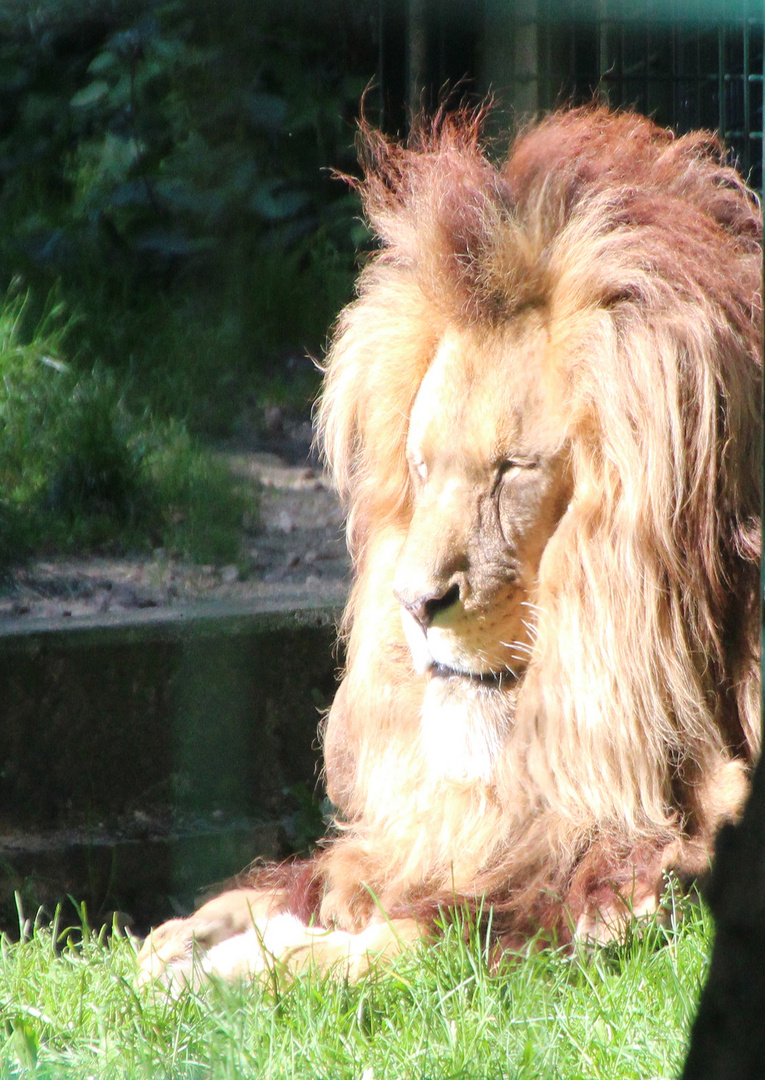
0, 898, 709, 1079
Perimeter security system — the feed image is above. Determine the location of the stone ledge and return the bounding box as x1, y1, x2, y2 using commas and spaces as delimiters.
0, 581, 348, 643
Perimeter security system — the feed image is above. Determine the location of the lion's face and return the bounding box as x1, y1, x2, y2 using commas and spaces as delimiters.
394, 315, 573, 699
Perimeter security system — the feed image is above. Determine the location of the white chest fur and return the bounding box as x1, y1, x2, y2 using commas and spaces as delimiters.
419, 676, 513, 783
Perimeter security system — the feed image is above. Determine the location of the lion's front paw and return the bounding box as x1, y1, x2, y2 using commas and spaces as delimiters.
566, 843, 670, 947
573, 882, 663, 945
570, 858, 674, 947
136, 887, 280, 990
136, 915, 200, 990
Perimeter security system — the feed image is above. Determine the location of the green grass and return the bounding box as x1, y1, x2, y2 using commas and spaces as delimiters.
0, 900, 709, 1079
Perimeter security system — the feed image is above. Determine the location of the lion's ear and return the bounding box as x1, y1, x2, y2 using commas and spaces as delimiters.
354, 110, 525, 322
355, 108, 489, 235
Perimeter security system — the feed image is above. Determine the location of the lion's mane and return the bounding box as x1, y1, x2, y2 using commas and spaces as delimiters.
308, 106, 761, 946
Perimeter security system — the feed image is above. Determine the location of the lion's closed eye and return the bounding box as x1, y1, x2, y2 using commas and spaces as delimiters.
493, 458, 537, 492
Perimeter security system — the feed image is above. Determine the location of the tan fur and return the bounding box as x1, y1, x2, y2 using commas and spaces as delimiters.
137, 106, 761, 986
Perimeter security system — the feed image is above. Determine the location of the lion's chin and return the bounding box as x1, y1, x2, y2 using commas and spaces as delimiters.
420, 667, 517, 783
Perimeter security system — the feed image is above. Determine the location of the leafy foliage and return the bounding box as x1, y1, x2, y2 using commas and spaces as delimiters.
0, 0, 375, 432
0, 1, 374, 562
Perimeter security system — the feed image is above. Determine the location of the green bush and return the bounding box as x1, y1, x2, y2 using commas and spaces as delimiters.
0, 295, 256, 566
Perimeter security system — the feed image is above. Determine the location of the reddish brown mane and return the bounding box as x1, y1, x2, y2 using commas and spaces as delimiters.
138, 107, 761, 988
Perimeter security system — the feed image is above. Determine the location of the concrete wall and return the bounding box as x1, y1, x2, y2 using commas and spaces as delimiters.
0, 593, 344, 934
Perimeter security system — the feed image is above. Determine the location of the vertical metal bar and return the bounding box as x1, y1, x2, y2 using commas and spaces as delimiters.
744, 0, 751, 176
598, 0, 609, 98
671, 12, 677, 128
621, 18, 626, 106
719, 21, 726, 139
696, 9, 702, 129
377, 0, 385, 127
543, 0, 552, 110
645, 20, 650, 114
407, 0, 429, 117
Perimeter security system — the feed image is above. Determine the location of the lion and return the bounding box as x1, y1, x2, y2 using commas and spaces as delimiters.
137, 106, 762, 987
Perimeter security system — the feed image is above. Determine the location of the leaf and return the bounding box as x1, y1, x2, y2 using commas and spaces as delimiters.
98, 133, 143, 180
87, 51, 119, 75
150, 35, 191, 63
257, 215, 317, 252
132, 229, 215, 257
19, 228, 76, 270
107, 180, 153, 209
251, 182, 309, 221
243, 91, 287, 134
70, 81, 110, 109
155, 179, 227, 217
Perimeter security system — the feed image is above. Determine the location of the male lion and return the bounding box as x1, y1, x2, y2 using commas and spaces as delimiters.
138, 106, 762, 986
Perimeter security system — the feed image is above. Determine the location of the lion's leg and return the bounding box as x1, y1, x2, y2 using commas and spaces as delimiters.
136, 884, 423, 989
562, 839, 670, 946
570, 870, 667, 945
201, 914, 423, 983
563, 759, 752, 946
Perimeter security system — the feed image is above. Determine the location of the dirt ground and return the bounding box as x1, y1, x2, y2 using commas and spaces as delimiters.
0, 419, 351, 622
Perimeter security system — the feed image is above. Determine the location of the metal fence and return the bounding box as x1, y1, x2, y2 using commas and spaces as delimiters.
383, 0, 765, 189
566, 1, 765, 189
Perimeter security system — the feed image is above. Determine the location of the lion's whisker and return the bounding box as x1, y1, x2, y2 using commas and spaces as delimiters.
500, 637, 533, 652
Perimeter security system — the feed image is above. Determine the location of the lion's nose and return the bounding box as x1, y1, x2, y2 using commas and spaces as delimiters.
396, 582, 460, 631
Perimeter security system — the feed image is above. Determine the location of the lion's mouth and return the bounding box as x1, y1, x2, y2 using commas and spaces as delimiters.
428, 662, 509, 687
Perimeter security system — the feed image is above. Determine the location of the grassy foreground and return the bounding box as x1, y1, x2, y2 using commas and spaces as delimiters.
0, 901, 708, 1079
